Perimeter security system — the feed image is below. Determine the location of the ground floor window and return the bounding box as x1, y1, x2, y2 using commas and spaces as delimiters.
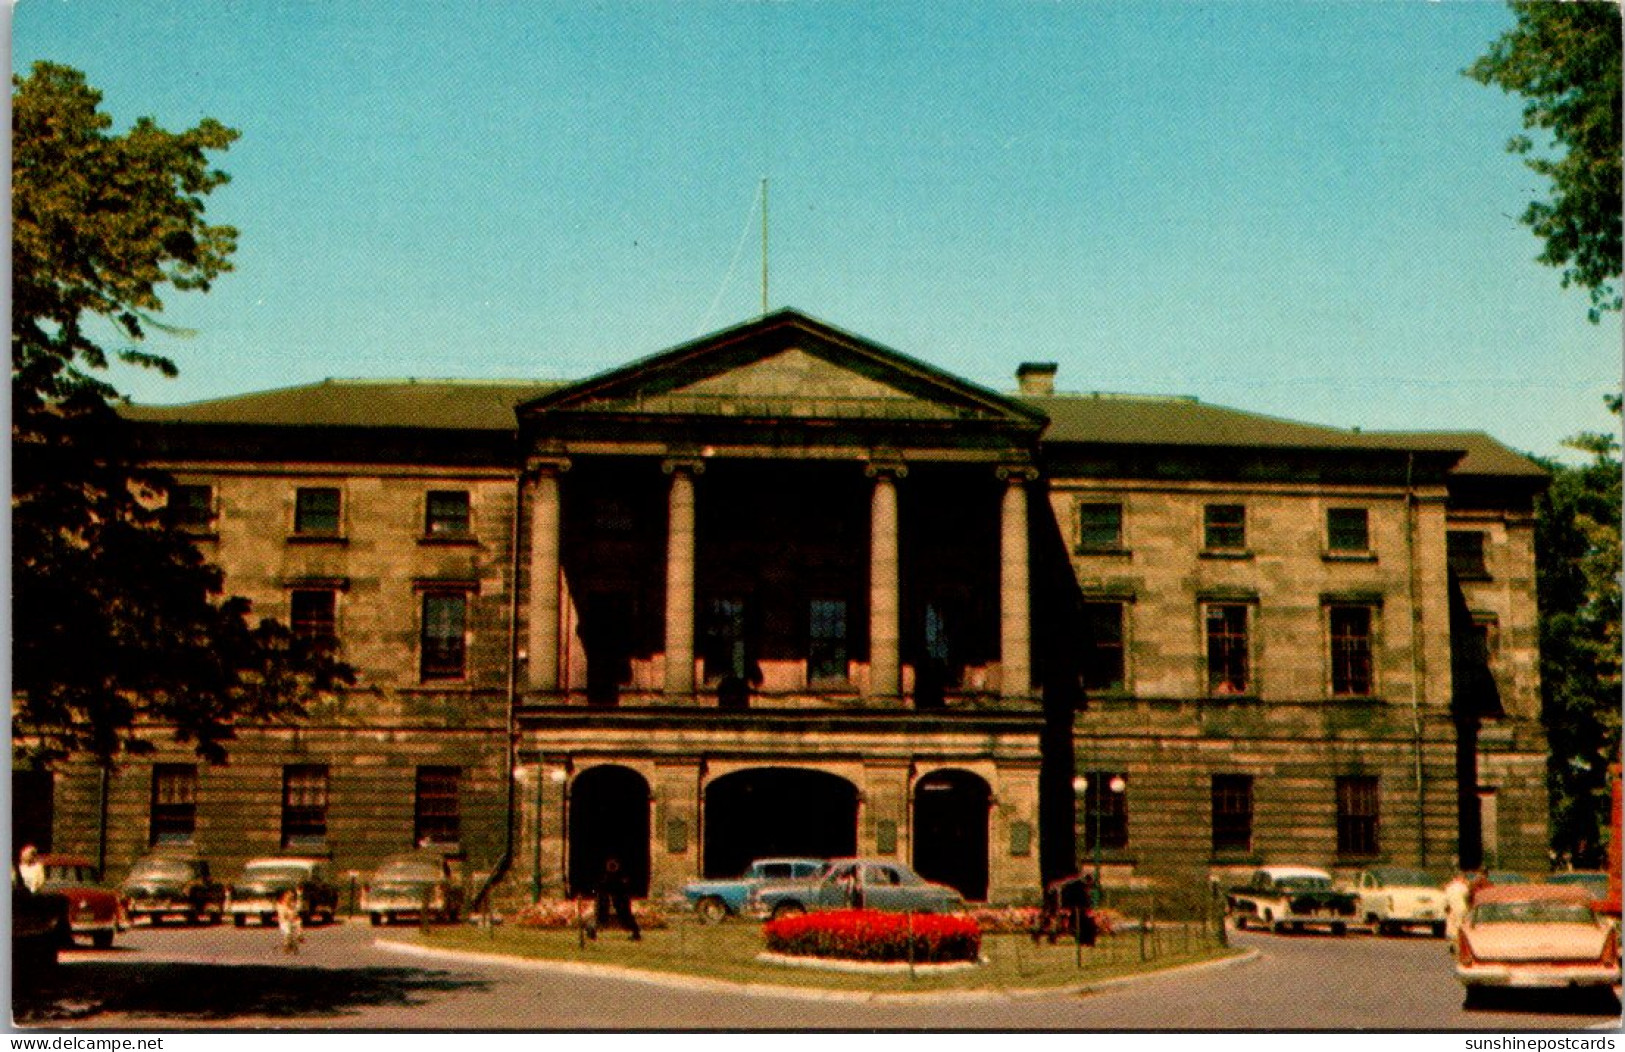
1079, 770, 1129, 852
150, 764, 198, 847
1211, 774, 1253, 854
1336, 775, 1380, 857
414, 766, 461, 848
282, 764, 330, 849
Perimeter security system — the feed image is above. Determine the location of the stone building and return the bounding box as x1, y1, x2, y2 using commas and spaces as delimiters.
21, 310, 1550, 902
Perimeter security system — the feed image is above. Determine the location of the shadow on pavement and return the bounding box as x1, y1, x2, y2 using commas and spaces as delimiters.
1465, 987, 1623, 1019
14, 961, 490, 1025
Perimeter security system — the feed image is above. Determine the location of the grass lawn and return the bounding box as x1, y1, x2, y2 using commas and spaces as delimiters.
400, 921, 1240, 995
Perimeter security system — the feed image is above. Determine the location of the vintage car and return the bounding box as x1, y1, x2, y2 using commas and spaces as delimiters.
12, 882, 71, 975
1226, 865, 1358, 934
226, 857, 340, 926
680, 857, 826, 923
746, 858, 964, 920
361, 854, 464, 925
119, 851, 225, 925
1547, 871, 1612, 908
1350, 865, 1447, 937
38, 854, 122, 949
1455, 884, 1621, 1005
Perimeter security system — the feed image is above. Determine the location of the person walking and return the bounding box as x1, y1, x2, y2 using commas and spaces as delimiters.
275, 889, 304, 955
593, 858, 641, 941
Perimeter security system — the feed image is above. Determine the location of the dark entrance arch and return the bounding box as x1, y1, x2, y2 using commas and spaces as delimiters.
703, 768, 858, 878
912, 769, 991, 902
568, 765, 650, 897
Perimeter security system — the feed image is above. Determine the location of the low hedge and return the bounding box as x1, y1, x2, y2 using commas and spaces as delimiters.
511, 898, 669, 930
763, 909, 981, 963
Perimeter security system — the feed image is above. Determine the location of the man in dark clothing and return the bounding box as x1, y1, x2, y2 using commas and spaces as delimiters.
593, 857, 641, 941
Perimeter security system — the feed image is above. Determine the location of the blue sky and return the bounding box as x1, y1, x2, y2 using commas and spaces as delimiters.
12, 0, 1620, 461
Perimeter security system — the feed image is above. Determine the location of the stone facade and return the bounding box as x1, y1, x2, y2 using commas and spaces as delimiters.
19, 310, 1550, 901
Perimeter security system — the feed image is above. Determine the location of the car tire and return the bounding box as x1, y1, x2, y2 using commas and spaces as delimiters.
1330, 922, 1347, 937
1463, 985, 1488, 1010
261, 912, 273, 927
370, 913, 383, 927
697, 897, 728, 925
233, 915, 246, 928
1431, 922, 1446, 939
91, 930, 114, 950
770, 902, 805, 921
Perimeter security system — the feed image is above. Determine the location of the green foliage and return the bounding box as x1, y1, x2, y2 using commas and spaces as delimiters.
11, 62, 351, 768
1466, 2, 1622, 322
1533, 415, 1622, 866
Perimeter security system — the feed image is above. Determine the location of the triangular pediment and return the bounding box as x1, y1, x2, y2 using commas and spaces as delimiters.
520, 309, 1045, 427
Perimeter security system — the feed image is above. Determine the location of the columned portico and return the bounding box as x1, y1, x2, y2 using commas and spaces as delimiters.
866, 463, 905, 698
663, 459, 701, 697
527, 457, 569, 693
998, 465, 1036, 699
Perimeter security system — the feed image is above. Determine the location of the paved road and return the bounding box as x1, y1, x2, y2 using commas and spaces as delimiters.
13, 920, 1621, 1030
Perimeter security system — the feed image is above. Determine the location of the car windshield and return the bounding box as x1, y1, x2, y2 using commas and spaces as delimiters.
129, 859, 196, 881
242, 864, 310, 883
1373, 868, 1433, 888
1277, 876, 1333, 891
375, 862, 440, 881
1474, 901, 1595, 925
46, 865, 92, 883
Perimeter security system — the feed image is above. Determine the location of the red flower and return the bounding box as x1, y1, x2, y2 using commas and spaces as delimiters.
763, 909, 981, 963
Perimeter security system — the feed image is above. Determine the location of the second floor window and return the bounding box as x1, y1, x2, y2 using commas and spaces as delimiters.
282, 764, 329, 848
1448, 530, 1490, 579
1329, 605, 1375, 696
1327, 508, 1370, 552
290, 589, 338, 645
1205, 604, 1251, 695
150, 764, 198, 847
167, 484, 215, 530
1204, 504, 1246, 550
294, 487, 341, 535
1080, 602, 1126, 693
425, 490, 471, 536
421, 592, 468, 680
1077, 503, 1124, 551
807, 598, 848, 682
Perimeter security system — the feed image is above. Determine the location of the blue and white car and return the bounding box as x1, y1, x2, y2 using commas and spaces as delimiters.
680, 858, 826, 923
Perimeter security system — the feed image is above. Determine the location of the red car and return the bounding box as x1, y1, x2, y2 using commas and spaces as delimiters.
38, 854, 122, 949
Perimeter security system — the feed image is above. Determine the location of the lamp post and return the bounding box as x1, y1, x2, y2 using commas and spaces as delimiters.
1074, 773, 1126, 905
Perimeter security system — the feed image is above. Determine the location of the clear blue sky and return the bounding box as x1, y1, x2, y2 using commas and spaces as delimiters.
12, 0, 1620, 461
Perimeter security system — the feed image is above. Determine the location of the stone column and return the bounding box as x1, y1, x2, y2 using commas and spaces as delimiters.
526, 459, 568, 694
866, 463, 906, 698
663, 460, 702, 697
998, 466, 1036, 699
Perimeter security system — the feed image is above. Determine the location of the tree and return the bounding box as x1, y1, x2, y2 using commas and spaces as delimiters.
12, 62, 351, 769
1533, 419, 1622, 867
1467, 2, 1622, 322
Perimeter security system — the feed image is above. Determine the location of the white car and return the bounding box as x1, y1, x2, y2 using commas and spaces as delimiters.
1456, 884, 1620, 1006
1351, 865, 1447, 937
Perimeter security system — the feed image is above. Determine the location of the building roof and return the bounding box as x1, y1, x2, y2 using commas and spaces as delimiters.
121, 379, 561, 431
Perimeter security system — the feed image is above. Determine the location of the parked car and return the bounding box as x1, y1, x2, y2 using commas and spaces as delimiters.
361, 854, 464, 926
38, 854, 122, 949
1226, 865, 1358, 934
1548, 871, 1612, 906
226, 858, 340, 926
1350, 865, 1447, 937
680, 858, 826, 923
1455, 884, 1620, 1006
746, 858, 964, 920
12, 882, 71, 975
119, 851, 225, 926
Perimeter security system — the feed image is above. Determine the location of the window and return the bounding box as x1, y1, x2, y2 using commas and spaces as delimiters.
420, 592, 468, 680
1204, 504, 1246, 550
1470, 614, 1500, 667
1080, 602, 1126, 693
290, 589, 338, 645
414, 767, 461, 847
1327, 508, 1369, 552
1080, 771, 1129, 852
1077, 503, 1124, 551
294, 487, 341, 535
281, 764, 330, 848
1448, 531, 1489, 578
1336, 775, 1380, 856
425, 490, 470, 536
167, 484, 215, 530
150, 765, 198, 846
1211, 774, 1254, 854
808, 598, 848, 682
702, 597, 748, 682
1329, 606, 1375, 696
1205, 604, 1251, 695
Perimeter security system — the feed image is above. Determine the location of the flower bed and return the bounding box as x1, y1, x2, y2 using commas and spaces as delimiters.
762, 909, 981, 963
511, 898, 669, 930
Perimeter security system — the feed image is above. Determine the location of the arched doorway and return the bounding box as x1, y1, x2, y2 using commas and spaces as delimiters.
703, 768, 858, 878
568, 765, 650, 896
912, 769, 991, 901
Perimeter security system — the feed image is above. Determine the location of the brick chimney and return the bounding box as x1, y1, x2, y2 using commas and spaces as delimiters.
1016, 362, 1058, 396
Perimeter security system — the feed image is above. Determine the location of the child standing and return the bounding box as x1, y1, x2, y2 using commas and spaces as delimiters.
275, 889, 304, 955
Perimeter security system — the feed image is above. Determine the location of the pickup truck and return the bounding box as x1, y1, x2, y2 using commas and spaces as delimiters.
1226, 865, 1358, 934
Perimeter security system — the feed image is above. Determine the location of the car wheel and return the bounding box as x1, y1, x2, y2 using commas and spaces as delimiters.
1463, 985, 1488, 1010
233, 914, 246, 928
261, 912, 273, 927
370, 912, 383, 927
1330, 922, 1347, 937
770, 902, 805, 921
1431, 922, 1446, 939
696, 897, 728, 925
91, 930, 114, 950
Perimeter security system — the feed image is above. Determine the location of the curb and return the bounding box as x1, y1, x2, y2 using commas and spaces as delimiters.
374, 938, 1261, 1004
